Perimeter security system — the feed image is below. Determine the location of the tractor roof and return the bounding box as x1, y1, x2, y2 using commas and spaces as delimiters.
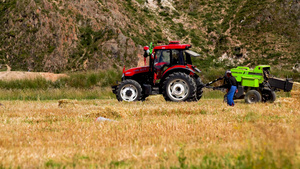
185, 50, 201, 57
154, 41, 191, 50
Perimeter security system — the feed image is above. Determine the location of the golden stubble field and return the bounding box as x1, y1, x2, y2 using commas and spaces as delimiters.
0, 95, 299, 168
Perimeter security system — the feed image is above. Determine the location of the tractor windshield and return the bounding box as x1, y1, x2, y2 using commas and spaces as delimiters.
154, 49, 189, 67
154, 50, 171, 69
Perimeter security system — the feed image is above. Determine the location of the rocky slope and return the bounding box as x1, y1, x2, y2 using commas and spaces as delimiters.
0, 0, 299, 72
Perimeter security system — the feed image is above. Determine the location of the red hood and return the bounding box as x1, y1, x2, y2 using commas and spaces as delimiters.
124, 66, 150, 76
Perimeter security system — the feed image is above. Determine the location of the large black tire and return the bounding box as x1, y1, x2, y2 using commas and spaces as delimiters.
187, 77, 204, 101
262, 90, 276, 103
268, 91, 276, 103
245, 90, 262, 104
195, 77, 204, 100
116, 79, 142, 102
162, 72, 196, 102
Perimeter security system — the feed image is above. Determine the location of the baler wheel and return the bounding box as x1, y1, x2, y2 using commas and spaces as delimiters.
262, 90, 276, 103
245, 90, 262, 104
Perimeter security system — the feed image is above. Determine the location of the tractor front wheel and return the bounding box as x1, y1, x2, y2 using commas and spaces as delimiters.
245, 90, 262, 104
162, 72, 196, 102
116, 80, 142, 102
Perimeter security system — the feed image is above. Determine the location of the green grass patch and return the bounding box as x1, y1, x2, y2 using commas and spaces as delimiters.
45, 160, 62, 168
271, 68, 300, 81
170, 145, 298, 169
202, 89, 224, 99
0, 69, 122, 100
0, 87, 114, 101
0, 69, 122, 90
0, 77, 51, 90
189, 149, 296, 168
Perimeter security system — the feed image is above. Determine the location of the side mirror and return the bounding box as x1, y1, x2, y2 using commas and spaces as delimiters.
144, 50, 149, 58
143, 46, 150, 58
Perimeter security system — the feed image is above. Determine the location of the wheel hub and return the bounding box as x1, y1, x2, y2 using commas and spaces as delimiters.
172, 84, 185, 95
120, 85, 137, 101
249, 94, 257, 103
168, 79, 189, 101
125, 90, 133, 97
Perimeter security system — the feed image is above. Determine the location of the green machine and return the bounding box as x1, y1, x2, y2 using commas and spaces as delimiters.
230, 65, 293, 103
206, 65, 293, 103
231, 65, 270, 88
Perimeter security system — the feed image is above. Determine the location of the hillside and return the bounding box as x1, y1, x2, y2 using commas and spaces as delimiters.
0, 0, 299, 73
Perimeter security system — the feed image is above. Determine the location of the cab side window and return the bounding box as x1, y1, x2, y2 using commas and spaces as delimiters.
171, 50, 179, 65
172, 50, 185, 65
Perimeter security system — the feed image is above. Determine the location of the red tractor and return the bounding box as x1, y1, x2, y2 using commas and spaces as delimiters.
112, 41, 204, 102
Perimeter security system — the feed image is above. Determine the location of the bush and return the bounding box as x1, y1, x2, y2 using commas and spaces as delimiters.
0, 69, 122, 90
0, 77, 51, 90
59, 69, 122, 88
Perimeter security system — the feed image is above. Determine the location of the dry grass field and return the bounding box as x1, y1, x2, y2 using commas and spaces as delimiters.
0, 95, 299, 168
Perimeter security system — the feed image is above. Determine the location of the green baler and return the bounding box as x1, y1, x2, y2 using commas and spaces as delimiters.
206, 65, 294, 103
230, 65, 293, 103
231, 66, 269, 87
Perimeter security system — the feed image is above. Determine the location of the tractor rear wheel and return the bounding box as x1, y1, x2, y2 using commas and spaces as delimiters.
195, 77, 204, 100
245, 90, 262, 104
187, 77, 204, 101
116, 79, 142, 102
162, 72, 196, 102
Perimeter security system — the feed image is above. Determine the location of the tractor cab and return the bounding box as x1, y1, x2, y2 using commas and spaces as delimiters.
151, 41, 201, 79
